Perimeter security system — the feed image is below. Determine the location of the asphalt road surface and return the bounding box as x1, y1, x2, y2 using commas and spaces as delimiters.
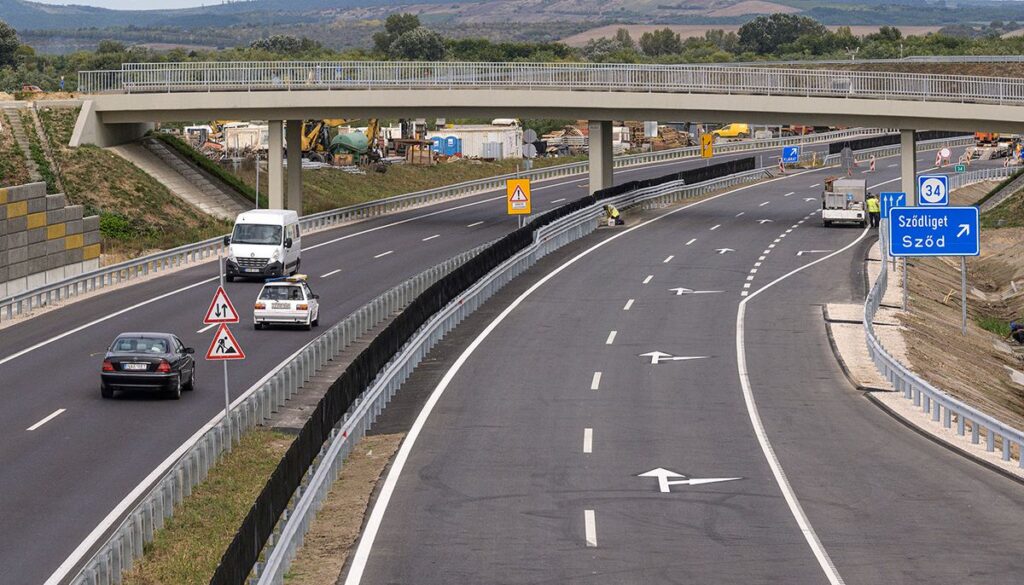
347, 160, 1024, 584
2, 140, 848, 585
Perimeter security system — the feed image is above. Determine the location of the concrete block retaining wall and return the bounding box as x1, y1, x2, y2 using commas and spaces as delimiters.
0, 182, 101, 298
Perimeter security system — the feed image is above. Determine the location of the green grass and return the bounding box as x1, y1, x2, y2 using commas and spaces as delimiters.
149, 132, 258, 204
975, 167, 1024, 209
976, 315, 1011, 338
37, 107, 231, 259
0, 112, 31, 187
122, 429, 292, 585
19, 110, 58, 193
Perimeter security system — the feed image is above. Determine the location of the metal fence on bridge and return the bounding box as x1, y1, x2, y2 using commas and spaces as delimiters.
77, 61, 1024, 106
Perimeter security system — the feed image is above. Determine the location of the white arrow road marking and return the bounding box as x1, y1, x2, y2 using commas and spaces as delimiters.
797, 250, 833, 256
958, 224, 970, 237
757, 219, 774, 224
715, 248, 735, 254
27, 408, 66, 431
804, 197, 817, 202
669, 287, 724, 296
638, 468, 743, 493
639, 351, 709, 365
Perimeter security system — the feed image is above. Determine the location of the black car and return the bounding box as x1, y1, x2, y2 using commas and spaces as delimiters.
101, 332, 196, 399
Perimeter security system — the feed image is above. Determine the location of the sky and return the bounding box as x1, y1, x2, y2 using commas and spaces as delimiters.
32, 0, 221, 9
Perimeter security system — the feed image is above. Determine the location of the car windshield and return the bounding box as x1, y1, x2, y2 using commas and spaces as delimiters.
112, 337, 168, 353
232, 223, 282, 245
260, 286, 303, 301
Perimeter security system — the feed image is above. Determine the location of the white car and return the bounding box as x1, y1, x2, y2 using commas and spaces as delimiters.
253, 276, 320, 330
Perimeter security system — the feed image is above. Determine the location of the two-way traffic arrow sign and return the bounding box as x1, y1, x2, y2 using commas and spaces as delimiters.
638, 468, 743, 493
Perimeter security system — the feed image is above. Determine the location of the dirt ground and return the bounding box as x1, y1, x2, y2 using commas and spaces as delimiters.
283, 433, 404, 585
898, 182, 1024, 431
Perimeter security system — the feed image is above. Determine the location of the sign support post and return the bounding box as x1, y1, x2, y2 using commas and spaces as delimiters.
902, 258, 908, 312
961, 256, 968, 335
219, 259, 232, 449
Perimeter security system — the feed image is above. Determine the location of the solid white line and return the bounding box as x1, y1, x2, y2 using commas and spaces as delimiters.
374, 250, 394, 259
0, 276, 219, 367
196, 323, 217, 334
643, 275, 654, 284
591, 371, 602, 390
605, 331, 617, 345
551, 198, 566, 204
663, 255, 674, 263
584, 510, 597, 547
466, 221, 484, 228
685, 238, 697, 246
27, 408, 65, 431
583, 428, 593, 454
710, 224, 721, 231
421, 234, 440, 241
320, 269, 342, 278
759, 201, 770, 207
342, 165, 829, 585
623, 299, 634, 311
735, 226, 867, 585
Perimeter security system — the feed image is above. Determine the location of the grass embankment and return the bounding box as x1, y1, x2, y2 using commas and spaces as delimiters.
122, 429, 292, 585
148, 132, 258, 205
232, 155, 586, 215
0, 111, 31, 187
37, 107, 230, 261
18, 110, 59, 193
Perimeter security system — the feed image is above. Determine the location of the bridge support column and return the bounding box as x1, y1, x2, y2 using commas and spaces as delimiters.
901, 129, 917, 205
268, 120, 284, 209
286, 120, 303, 214
589, 120, 613, 194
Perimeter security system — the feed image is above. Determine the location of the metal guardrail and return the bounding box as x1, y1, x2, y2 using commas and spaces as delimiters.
720, 55, 1024, 68
77, 61, 1024, 106
947, 165, 1016, 190
59, 245, 488, 585
0, 127, 885, 323
250, 165, 773, 585
865, 249, 1024, 468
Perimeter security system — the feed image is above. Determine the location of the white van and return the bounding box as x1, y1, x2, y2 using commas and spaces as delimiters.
223, 209, 301, 281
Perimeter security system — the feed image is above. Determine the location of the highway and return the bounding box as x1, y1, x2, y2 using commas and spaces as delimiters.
346, 159, 1024, 584
0, 141, 836, 585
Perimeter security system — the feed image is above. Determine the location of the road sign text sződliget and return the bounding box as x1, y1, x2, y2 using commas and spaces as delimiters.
888, 207, 979, 257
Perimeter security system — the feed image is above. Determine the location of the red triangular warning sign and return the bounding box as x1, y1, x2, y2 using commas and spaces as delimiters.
509, 186, 528, 202
204, 286, 240, 324
206, 323, 246, 360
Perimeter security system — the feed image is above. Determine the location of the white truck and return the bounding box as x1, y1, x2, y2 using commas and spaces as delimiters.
821, 177, 868, 227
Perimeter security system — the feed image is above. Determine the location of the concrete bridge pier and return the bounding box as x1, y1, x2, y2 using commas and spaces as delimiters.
589, 120, 613, 194
268, 120, 284, 209
901, 128, 917, 205
286, 120, 303, 214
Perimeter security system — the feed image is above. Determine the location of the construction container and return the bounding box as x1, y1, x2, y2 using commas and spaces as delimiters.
426, 122, 523, 159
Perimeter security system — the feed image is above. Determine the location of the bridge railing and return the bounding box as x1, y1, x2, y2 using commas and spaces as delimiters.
78, 61, 1024, 106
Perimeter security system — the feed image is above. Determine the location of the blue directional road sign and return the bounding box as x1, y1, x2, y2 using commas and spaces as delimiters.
918, 175, 949, 207
889, 206, 979, 257
879, 191, 905, 219
782, 146, 801, 164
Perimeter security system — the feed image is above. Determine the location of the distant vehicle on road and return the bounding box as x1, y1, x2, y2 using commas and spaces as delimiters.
20, 85, 43, 93
253, 275, 320, 330
100, 332, 196, 399
711, 123, 750, 139
224, 209, 301, 281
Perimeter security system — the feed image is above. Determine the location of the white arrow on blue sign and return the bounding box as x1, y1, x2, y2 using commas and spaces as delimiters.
782, 146, 801, 164
889, 206, 979, 257
879, 191, 905, 219
918, 175, 949, 207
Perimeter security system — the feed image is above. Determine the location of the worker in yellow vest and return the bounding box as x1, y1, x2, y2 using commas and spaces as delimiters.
866, 193, 880, 228
604, 204, 624, 226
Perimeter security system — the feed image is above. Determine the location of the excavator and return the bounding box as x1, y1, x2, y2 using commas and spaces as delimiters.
327, 119, 387, 171
300, 119, 381, 166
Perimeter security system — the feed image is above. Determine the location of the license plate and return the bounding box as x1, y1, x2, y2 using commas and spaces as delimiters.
272, 303, 290, 310
123, 363, 148, 371
245, 268, 260, 273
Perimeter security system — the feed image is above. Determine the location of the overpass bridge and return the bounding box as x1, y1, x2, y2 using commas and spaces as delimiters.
73, 61, 1024, 212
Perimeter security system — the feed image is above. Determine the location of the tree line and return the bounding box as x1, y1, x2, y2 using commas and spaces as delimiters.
2, 13, 1024, 92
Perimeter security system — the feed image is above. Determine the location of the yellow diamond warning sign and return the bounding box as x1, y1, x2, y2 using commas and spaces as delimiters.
506, 179, 531, 215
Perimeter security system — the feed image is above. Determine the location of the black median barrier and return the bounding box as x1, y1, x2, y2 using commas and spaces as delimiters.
829, 130, 970, 155
208, 154, 757, 585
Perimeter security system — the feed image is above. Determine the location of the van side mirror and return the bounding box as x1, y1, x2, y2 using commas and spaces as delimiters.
223, 235, 231, 246
284, 237, 293, 249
